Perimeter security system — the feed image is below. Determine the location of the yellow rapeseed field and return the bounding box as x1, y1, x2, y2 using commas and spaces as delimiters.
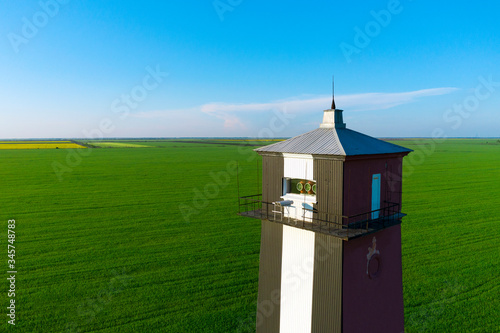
0, 142, 86, 149
0, 141, 72, 144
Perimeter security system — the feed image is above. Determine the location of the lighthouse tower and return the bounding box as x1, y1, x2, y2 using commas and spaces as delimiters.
238, 91, 412, 333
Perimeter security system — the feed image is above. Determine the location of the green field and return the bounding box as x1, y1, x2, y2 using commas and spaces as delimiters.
0, 139, 499, 332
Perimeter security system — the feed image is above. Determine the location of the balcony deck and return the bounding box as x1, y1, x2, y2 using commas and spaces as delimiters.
238, 195, 405, 240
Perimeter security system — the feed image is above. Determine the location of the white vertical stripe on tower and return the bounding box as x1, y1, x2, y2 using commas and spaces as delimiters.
280, 225, 315, 333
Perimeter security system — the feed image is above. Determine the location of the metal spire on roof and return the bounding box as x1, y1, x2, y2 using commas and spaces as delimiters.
331, 75, 336, 110
321, 76, 345, 129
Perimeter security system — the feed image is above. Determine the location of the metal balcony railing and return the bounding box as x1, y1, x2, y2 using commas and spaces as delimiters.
237, 194, 405, 240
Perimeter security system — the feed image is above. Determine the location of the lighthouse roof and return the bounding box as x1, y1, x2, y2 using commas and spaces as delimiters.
255, 127, 411, 156
255, 109, 412, 156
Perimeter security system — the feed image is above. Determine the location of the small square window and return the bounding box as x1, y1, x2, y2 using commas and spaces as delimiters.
283, 178, 316, 196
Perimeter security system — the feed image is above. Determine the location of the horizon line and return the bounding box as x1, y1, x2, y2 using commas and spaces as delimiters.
0, 137, 499, 141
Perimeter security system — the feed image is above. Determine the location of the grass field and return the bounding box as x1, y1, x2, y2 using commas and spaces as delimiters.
85, 142, 153, 148
399, 139, 500, 332
0, 141, 86, 150
0, 139, 498, 332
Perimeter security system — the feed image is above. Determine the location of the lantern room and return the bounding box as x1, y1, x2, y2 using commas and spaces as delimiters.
239, 107, 411, 239
238, 95, 412, 332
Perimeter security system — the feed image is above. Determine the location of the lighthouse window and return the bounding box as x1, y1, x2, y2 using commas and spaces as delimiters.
282, 178, 316, 196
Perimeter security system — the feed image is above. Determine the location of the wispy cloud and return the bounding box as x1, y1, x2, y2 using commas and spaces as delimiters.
339, 88, 459, 111
133, 107, 199, 119
201, 87, 458, 114
133, 87, 459, 130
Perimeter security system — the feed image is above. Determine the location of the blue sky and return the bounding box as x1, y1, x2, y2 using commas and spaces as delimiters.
0, 0, 499, 139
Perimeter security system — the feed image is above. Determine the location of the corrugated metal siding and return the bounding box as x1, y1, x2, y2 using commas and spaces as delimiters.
313, 158, 344, 223
283, 154, 314, 179
384, 157, 403, 207
343, 156, 405, 217
342, 227, 404, 333
311, 234, 343, 333
262, 154, 284, 204
256, 220, 283, 333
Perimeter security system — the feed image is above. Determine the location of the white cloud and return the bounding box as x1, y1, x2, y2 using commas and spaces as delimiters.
201, 87, 459, 114
133, 107, 199, 119
339, 88, 459, 112
133, 87, 459, 130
